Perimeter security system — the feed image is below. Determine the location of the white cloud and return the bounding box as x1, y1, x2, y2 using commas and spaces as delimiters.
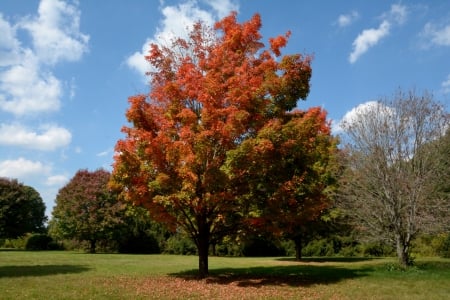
349, 4, 407, 63
422, 23, 450, 47
0, 0, 88, 116
0, 13, 21, 67
126, 0, 238, 77
342, 101, 384, 122
442, 74, 450, 94
349, 21, 390, 63
334, 101, 393, 133
0, 123, 71, 151
126, 38, 153, 77
0, 158, 51, 179
337, 10, 359, 28
19, 0, 89, 65
45, 174, 69, 186
0, 13, 17, 49
0, 53, 62, 115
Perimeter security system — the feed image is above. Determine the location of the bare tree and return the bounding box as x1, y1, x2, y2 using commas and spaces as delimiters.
338, 90, 449, 266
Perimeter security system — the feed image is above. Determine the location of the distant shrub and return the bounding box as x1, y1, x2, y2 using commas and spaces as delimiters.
164, 234, 197, 255
242, 236, 285, 257
2, 234, 30, 249
439, 233, 450, 258
302, 238, 335, 257
338, 245, 363, 257
213, 239, 242, 257
302, 236, 364, 257
25, 234, 62, 251
362, 241, 394, 257
280, 239, 296, 257
411, 233, 449, 257
118, 231, 160, 254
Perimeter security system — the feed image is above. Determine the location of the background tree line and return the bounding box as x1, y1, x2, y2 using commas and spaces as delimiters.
2, 162, 449, 259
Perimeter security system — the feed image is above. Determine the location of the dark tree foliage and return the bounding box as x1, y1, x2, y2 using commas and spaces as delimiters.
431, 129, 450, 205
25, 234, 59, 251
114, 204, 165, 254
51, 169, 124, 253
0, 178, 46, 239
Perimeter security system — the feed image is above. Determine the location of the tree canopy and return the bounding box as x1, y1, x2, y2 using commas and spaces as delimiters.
112, 12, 318, 277
51, 169, 124, 253
0, 177, 46, 239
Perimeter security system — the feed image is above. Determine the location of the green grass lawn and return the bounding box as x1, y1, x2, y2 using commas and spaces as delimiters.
1, 251, 449, 299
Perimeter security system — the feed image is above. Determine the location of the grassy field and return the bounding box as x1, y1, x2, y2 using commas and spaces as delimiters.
0, 251, 449, 299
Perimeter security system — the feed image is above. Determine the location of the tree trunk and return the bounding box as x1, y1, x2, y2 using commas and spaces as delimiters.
211, 242, 217, 256
396, 234, 411, 267
294, 236, 302, 260
197, 223, 210, 278
89, 239, 96, 254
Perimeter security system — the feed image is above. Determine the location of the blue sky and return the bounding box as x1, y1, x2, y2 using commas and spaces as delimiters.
1, 0, 449, 217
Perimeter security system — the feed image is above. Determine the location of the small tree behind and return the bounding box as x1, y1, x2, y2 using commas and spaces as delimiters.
225, 107, 339, 260
51, 169, 124, 253
339, 90, 449, 266
0, 178, 47, 239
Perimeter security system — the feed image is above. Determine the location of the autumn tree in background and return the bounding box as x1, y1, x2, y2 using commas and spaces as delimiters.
0, 178, 46, 239
51, 169, 124, 253
338, 90, 450, 266
112, 12, 312, 277
225, 107, 339, 260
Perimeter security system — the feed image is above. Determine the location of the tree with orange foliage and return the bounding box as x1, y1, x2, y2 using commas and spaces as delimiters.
225, 107, 339, 260
111, 12, 312, 277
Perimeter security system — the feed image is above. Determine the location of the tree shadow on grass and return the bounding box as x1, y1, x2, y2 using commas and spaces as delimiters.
170, 264, 372, 287
0, 265, 91, 278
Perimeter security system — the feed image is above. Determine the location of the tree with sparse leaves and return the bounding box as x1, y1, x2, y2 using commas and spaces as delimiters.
0, 177, 47, 239
111, 12, 312, 277
338, 90, 450, 266
51, 169, 124, 253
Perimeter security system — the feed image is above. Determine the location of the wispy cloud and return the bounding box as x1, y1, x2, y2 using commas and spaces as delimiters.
349, 4, 407, 63
96, 148, 113, 157
382, 4, 407, 25
206, 0, 239, 19
126, 0, 239, 78
442, 74, 450, 94
337, 10, 359, 28
349, 21, 390, 64
421, 22, 450, 47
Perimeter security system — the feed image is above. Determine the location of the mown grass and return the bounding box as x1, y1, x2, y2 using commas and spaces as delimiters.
0, 250, 449, 299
